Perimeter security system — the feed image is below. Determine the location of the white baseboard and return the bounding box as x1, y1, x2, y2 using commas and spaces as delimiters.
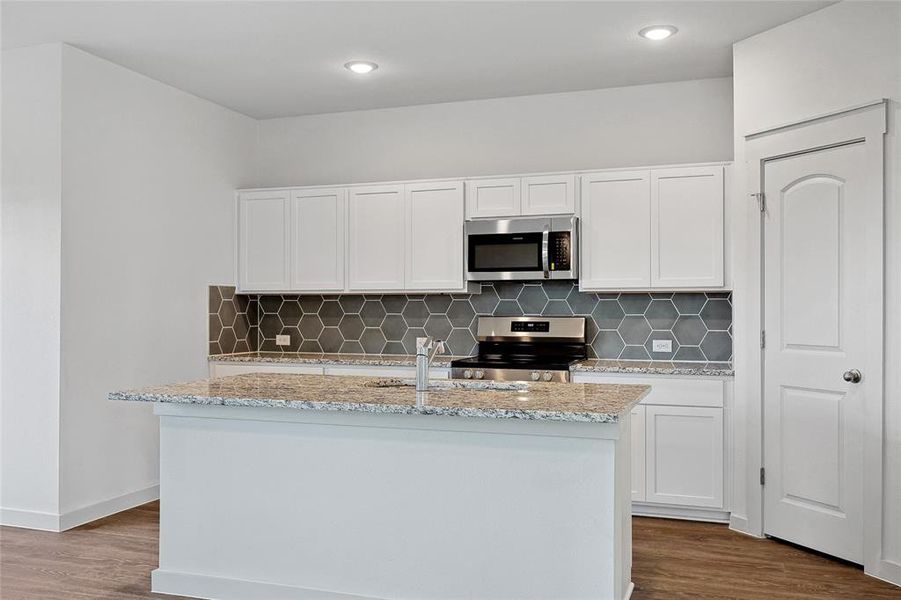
59, 484, 159, 531
1, 484, 159, 532
623, 581, 635, 599
867, 558, 901, 588
152, 569, 388, 600
633, 503, 730, 524
728, 514, 765, 538
0, 507, 62, 531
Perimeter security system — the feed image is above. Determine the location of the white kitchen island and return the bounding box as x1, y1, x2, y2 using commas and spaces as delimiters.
111, 373, 649, 600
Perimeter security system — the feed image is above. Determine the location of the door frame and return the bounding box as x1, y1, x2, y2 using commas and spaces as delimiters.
741, 100, 887, 578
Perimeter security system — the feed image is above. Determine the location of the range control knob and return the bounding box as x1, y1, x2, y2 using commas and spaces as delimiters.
474, 370, 485, 380
542, 372, 553, 382
531, 371, 541, 381
463, 369, 473, 379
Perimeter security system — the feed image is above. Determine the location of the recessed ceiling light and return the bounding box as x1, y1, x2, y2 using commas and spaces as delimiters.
344, 61, 378, 74
638, 25, 678, 41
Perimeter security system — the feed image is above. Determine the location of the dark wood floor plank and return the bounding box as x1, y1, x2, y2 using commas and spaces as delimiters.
1, 502, 899, 599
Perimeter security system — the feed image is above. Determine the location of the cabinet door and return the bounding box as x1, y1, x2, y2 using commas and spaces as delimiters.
237, 190, 290, 291
405, 181, 464, 290
651, 166, 724, 287
290, 188, 345, 291
631, 405, 647, 502
465, 178, 521, 218
521, 174, 576, 216
579, 170, 650, 289
645, 405, 724, 508
347, 185, 405, 290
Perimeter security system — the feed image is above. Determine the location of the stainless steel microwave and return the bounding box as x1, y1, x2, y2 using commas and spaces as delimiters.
464, 216, 578, 281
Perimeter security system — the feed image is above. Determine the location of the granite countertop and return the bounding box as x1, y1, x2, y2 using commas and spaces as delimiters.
209, 352, 733, 377
208, 351, 457, 368
110, 373, 650, 423
571, 359, 734, 377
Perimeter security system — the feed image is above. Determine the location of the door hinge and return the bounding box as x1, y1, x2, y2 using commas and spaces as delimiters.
760, 467, 766, 486
751, 192, 766, 213
760, 330, 766, 349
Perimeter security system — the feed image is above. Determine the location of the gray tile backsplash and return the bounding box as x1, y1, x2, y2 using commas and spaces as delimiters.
209, 283, 732, 361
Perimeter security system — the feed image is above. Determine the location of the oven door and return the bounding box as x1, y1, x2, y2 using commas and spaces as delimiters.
465, 217, 576, 281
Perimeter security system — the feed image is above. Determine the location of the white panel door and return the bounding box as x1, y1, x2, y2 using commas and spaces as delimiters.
347, 184, 405, 291
465, 178, 521, 219
631, 405, 646, 502
763, 142, 868, 563
521, 174, 576, 216
237, 190, 290, 292
290, 188, 345, 291
405, 181, 464, 290
645, 405, 724, 508
579, 170, 650, 289
650, 166, 724, 288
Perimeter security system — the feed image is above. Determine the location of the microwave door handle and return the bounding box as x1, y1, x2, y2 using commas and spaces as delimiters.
541, 225, 550, 279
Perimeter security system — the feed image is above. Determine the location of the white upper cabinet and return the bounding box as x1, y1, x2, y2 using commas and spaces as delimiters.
466, 174, 577, 219
405, 181, 464, 290
347, 184, 406, 291
521, 174, 576, 216
580, 164, 726, 291
651, 166, 724, 288
465, 178, 521, 219
237, 162, 725, 293
290, 188, 345, 291
580, 170, 651, 289
237, 190, 290, 292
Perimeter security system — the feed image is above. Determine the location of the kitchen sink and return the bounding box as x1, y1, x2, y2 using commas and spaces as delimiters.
365, 378, 529, 392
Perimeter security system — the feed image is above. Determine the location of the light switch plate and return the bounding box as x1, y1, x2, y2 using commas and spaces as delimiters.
275, 334, 291, 346
651, 339, 672, 353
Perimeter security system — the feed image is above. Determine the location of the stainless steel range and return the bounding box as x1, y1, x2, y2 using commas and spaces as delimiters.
450, 316, 587, 383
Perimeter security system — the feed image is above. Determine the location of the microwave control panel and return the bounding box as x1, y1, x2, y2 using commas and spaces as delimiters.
548, 232, 571, 271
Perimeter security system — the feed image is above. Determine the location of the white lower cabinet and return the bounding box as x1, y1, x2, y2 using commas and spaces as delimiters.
644, 405, 724, 508
572, 372, 729, 519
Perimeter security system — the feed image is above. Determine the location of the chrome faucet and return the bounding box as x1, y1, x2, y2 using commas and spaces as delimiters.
415, 337, 446, 392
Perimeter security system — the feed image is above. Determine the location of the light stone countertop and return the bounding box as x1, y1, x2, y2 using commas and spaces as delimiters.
571, 359, 734, 377
110, 372, 650, 423
208, 351, 457, 368
208, 352, 733, 377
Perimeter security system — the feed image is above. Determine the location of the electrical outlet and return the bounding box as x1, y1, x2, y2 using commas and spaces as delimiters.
275, 334, 291, 346
651, 339, 672, 353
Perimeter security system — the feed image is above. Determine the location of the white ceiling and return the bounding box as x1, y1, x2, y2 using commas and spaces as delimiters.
2, 1, 832, 119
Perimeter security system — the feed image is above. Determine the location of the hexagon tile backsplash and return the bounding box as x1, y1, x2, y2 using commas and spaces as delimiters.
208, 283, 733, 362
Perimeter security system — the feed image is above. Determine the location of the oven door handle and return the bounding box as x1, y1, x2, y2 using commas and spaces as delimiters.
541, 225, 550, 279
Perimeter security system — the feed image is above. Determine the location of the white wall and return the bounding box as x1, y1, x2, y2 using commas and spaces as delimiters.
1, 43, 258, 528
56, 46, 258, 519
731, 0, 901, 583
256, 77, 733, 186
0, 44, 63, 528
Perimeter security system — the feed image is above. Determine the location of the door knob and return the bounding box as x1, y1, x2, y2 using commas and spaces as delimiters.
843, 369, 862, 384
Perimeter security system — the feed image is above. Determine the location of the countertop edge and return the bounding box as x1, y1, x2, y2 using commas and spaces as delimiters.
208, 353, 733, 377
109, 389, 641, 423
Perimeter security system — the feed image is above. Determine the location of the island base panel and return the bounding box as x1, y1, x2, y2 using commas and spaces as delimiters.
154, 404, 633, 600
